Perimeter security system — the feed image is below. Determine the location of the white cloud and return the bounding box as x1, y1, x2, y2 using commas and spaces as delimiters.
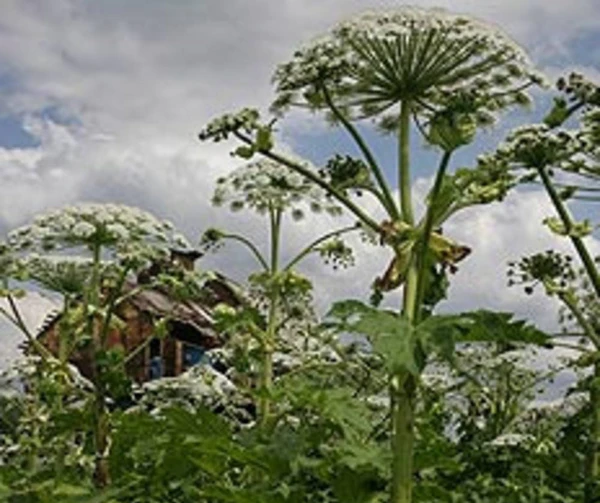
443, 188, 600, 331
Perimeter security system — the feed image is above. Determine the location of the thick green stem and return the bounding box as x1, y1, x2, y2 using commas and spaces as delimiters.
258, 207, 281, 426
259, 302, 276, 426
391, 273, 418, 503
558, 288, 600, 500
559, 291, 600, 349
92, 393, 111, 488
390, 374, 416, 503
389, 100, 420, 503
99, 265, 130, 345
398, 101, 414, 225
414, 151, 452, 320
538, 166, 600, 298
403, 261, 419, 323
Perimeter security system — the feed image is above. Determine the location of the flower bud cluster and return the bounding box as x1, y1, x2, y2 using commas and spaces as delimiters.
321, 155, 372, 195
557, 72, 600, 107
317, 238, 355, 270
199, 227, 226, 253
507, 250, 576, 295
198, 108, 260, 142
493, 124, 579, 170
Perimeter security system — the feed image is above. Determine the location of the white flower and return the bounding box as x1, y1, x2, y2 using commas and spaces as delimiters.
106, 223, 130, 241
95, 209, 114, 225
71, 221, 96, 239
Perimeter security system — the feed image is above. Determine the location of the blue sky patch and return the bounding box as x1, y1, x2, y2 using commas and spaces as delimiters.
0, 114, 40, 149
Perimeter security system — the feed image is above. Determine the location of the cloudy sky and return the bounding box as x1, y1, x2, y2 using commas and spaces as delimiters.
0, 0, 599, 368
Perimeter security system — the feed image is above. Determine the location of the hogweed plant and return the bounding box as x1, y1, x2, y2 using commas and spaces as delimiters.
500, 74, 600, 500
200, 158, 358, 426
0, 203, 198, 491
199, 7, 545, 502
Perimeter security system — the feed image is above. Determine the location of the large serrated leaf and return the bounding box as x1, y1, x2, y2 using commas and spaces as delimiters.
326, 300, 419, 375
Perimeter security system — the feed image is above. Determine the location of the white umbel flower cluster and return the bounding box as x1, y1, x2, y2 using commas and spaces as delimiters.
212, 159, 343, 218
272, 7, 546, 123
7, 203, 189, 260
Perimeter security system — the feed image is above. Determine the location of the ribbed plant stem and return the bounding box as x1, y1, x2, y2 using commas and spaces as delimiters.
391, 99, 417, 503
258, 207, 281, 426
538, 166, 600, 298
398, 101, 414, 225
414, 151, 452, 320
391, 374, 416, 503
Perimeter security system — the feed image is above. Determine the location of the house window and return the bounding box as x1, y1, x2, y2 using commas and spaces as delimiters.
148, 338, 163, 380
182, 343, 205, 371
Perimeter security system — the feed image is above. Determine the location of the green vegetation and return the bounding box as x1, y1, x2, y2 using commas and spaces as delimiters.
0, 6, 599, 503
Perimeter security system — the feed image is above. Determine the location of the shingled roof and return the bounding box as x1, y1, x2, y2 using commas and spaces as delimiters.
35, 272, 241, 347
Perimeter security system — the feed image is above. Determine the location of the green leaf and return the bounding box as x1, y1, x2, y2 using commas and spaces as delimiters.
67, 487, 125, 503
416, 314, 473, 362
326, 300, 420, 375
332, 467, 386, 503
543, 97, 570, 127
255, 126, 273, 151
0, 483, 10, 499
372, 324, 419, 375
338, 440, 390, 475
234, 145, 255, 159
456, 310, 550, 347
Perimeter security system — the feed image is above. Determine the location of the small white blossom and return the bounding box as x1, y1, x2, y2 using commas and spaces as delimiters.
105, 222, 129, 241
71, 221, 96, 239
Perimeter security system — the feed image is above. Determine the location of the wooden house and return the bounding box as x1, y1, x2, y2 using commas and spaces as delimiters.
34, 250, 240, 383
